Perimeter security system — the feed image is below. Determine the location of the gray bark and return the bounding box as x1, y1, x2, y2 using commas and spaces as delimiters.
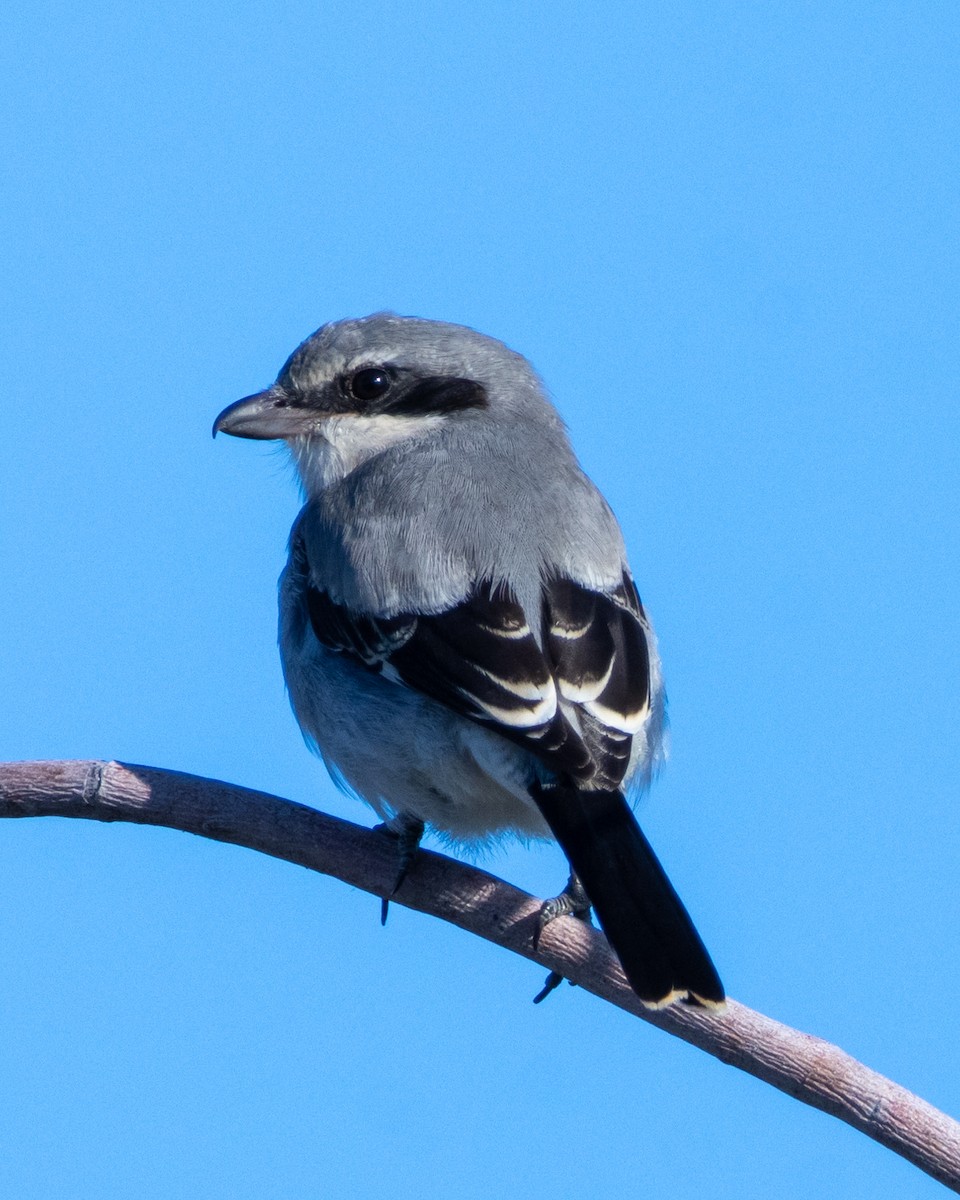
2, 759, 958, 1193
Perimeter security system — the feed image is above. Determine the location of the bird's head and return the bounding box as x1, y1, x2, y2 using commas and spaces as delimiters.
213, 314, 556, 491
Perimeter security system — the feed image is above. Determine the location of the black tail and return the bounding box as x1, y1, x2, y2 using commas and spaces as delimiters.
532, 783, 724, 1008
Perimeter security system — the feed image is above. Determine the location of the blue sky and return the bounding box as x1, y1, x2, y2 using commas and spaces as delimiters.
2, 2, 958, 1196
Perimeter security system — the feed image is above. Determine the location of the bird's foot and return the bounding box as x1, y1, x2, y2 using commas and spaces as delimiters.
532, 873, 593, 1004
532, 972, 566, 1004
377, 814, 425, 925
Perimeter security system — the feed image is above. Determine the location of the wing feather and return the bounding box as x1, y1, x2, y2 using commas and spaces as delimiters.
302, 555, 652, 789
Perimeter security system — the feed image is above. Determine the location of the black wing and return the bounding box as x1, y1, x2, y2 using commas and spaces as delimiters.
302, 556, 652, 790
545, 574, 652, 788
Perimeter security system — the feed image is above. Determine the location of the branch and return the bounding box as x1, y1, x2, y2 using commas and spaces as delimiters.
2, 760, 958, 1192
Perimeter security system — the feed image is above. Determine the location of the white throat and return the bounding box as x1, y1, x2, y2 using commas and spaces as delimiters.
291, 412, 445, 492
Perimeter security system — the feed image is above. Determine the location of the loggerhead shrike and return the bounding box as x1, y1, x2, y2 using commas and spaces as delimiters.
214, 314, 724, 1009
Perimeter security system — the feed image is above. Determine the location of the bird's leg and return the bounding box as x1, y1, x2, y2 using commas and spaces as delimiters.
532, 873, 593, 1004
378, 813, 425, 925
537, 872, 593, 932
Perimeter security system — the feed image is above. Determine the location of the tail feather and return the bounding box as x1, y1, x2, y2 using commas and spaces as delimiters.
532, 783, 724, 1008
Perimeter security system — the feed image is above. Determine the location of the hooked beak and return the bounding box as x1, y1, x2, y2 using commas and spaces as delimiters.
212, 388, 317, 440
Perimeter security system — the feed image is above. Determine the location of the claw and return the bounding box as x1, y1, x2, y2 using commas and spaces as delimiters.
535, 873, 592, 945
532, 873, 593, 1002
533, 971, 566, 1004
377, 815, 425, 926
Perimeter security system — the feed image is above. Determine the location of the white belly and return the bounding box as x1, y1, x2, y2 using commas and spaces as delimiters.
282, 635, 552, 845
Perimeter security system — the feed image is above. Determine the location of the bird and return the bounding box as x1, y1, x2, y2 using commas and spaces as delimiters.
213, 313, 724, 1009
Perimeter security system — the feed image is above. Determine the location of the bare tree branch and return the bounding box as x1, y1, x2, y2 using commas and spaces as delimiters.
2, 758, 958, 1192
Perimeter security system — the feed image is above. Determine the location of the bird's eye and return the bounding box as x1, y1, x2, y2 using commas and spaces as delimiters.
348, 368, 392, 402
